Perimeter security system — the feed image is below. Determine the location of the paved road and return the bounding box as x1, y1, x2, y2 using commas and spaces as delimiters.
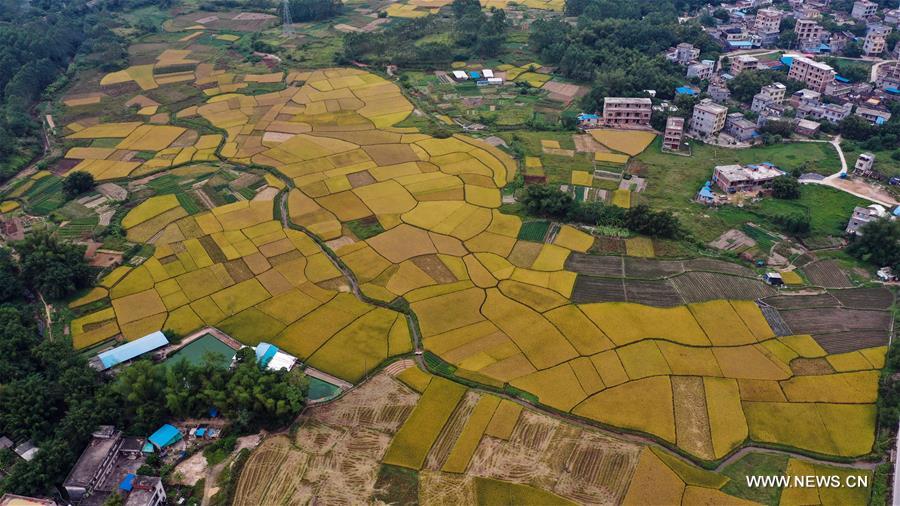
893, 421, 900, 506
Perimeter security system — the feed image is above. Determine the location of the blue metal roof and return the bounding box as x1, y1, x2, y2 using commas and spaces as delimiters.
675, 86, 698, 95
578, 113, 600, 120
780, 55, 794, 66
886, 87, 900, 95
728, 41, 753, 48
149, 424, 182, 449
98, 331, 169, 370
469, 71, 481, 78
835, 75, 851, 83
256, 342, 278, 368
142, 442, 155, 453
120, 473, 135, 491
196, 428, 207, 437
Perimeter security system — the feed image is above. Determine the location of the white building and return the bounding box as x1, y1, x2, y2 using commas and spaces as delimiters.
690, 99, 728, 137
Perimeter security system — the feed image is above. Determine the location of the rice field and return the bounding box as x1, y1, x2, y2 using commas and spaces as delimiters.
59, 25, 887, 476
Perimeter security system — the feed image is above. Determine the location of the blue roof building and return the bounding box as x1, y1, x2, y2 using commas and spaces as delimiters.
675, 86, 698, 96
697, 182, 716, 204
97, 331, 169, 370
256, 342, 279, 368
469, 71, 481, 79
119, 473, 136, 492
780, 55, 794, 67
148, 424, 182, 450
835, 75, 851, 83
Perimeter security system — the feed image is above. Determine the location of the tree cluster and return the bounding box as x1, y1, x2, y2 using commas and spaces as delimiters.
13, 231, 94, 300
527, 1, 721, 111
519, 184, 681, 238
847, 218, 900, 271
837, 112, 900, 153
451, 0, 508, 58
113, 348, 308, 436
288, 0, 343, 22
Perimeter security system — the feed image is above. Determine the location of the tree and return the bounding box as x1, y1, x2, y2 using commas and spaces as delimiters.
62, 171, 95, 199
760, 119, 793, 138
624, 204, 681, 238
223, 348, 306, 431
519, 185, 574, 219
846, 219, 900, 269
0, 248, 22, 303
771, 175, 800, 199
844, 40, 863, 58
14, 231, 93, 300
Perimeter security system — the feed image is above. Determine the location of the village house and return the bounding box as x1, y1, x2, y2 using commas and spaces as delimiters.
730, 55, 759, 75
851, 0, 878, 19
864, 25, 891, 56
751, 82, 786, 113
855, 105, 892, 125
795, 118, 821, 136
707, 82, 731, 103
725, 113, 758, 142
886, 9, 900, 25
753, 8, 782, 45
602, 97, 652, 128
687, 61, 714, 80
63, 426, 153, 505
786, 55, 835, 93
846, 204, 890, 234
795, 19, 826, 50
854, 152, 876, 176
666, 43, 700, 65
663, 117, 685, 151
713, 163, 785, 193
0, 495, 56, 506
690, 99, 728, 138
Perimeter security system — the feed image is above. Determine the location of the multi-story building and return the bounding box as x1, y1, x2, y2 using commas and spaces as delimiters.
63, 426, 147, 505
690, 99, 728, 137
725, 113, 758, 142
795, 18, 825, 46
713, 163, 785, 193
846, 204, 888, 235
877, 62, 900, 90
730, 55, 759, 75
687, 61, 714, 80
791, 88, 822, 108
787, 55, 835, 93
754, 8, 782, 34
666, 43, 700, 65
829, 31, 855, 54
663, 117, 685, 151
602, 97, 652, 128
854, 152, 876, 175
864, 25, 891, 56
707, 82, 731, 103
751, 82, 786, 112
851, 0, 878, 20
886, 9, 900, 25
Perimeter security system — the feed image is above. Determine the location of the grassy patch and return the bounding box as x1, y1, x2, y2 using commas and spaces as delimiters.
637, 139, 863, 242
347, 217, 385, 240
372, 465, 419, 506
720, 452, 789, 505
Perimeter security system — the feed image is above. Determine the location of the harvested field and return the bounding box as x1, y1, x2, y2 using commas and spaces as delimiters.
831, 287, 894, 309
235, 374, 418, 505
623, 258, 685, 279
623, 279, 683, 307
671, 272, 775, 303
779, 308, 891, 336
570, 276, 626, 304
682, 258, 755, 276
672, 376, 714, 460
565, 253, 623, 277
762, 293, 839, 309
803, 260, 853, 288
811, 331, 891, 355
468, 410, 641, 505
426, 391, 480, 471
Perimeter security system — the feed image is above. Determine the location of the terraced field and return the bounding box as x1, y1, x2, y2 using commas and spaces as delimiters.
57, 20, 889, 501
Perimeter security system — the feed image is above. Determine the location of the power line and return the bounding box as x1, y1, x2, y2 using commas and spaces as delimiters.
283, 0, 293, 36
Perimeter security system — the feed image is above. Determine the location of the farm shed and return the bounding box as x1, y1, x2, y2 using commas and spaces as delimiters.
147, 424, 182, 450
255, 342, 298, 371
95, 331, 169, 371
